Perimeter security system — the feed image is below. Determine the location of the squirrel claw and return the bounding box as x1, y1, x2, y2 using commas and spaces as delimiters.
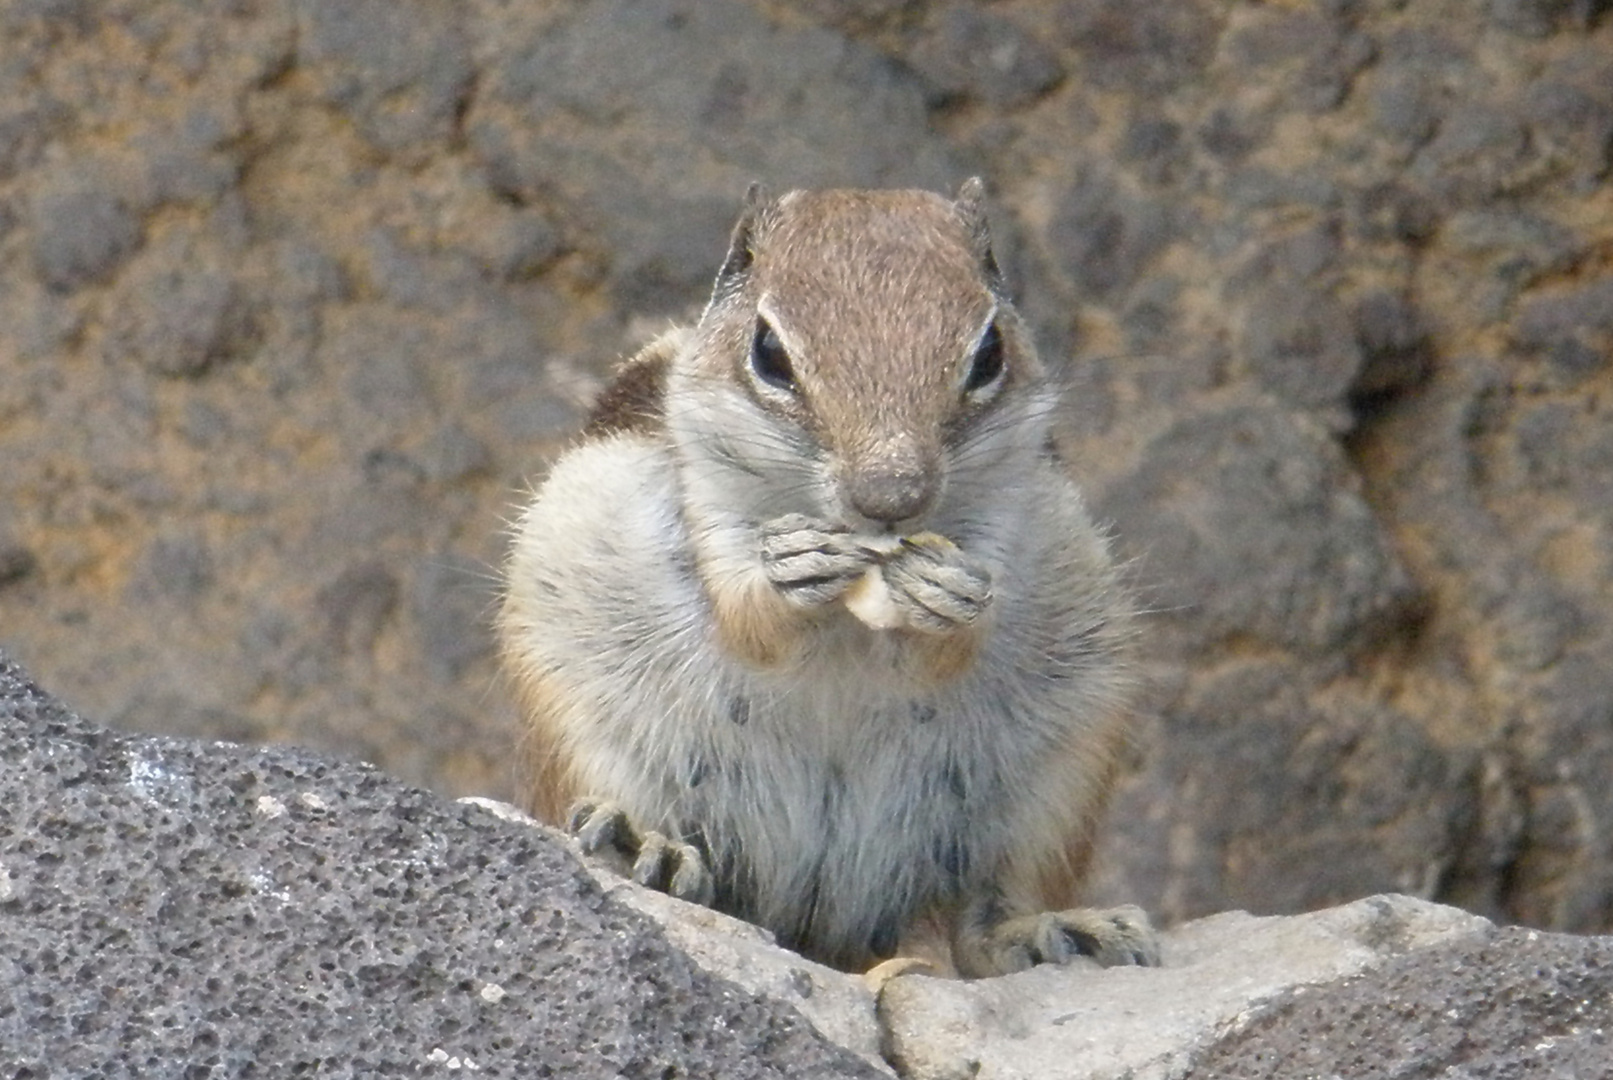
979, 905, 1160, 974
568, 799, 716, 907
881, 536, 993, 633
760, 514, 876, 608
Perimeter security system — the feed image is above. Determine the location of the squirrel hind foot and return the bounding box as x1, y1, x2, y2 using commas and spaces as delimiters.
567, 798, 715, 907
965, 904, 1160, 976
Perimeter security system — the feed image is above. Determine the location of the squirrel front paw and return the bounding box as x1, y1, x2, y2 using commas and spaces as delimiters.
881, 533, 993, 634
760, 513, 878, 608
568, 799, 715, 906
972, 905, 1160, 975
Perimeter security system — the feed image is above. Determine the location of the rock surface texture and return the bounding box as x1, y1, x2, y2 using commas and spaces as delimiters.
0, 652, 883, 1079
1, 1, 1612, 940
6, 655, 1611, 1079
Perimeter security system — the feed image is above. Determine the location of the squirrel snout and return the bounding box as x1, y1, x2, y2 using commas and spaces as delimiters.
843, 439, 939, 526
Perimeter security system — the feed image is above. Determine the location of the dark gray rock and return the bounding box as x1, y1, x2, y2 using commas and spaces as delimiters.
0, 541, 34, 586
103, 228, 256, 377
177, 399, 233, 449
362, 229, 486, 315
1352, 290, 1432, 399
1242, 220, 1345, 285
1240, 284, 1363, 416
792, 0, 916, 33
1368, 68, 1442, 149
0, 279, 83, 361
1348, 181, 1440, 245
1489, 0, 1608, 36
1444, 207, 1584, 279
128, 533, 215, 604
1376, 25, 1472, 79
1047, 165, 1174, 301
420, 423, 492, 485
1524, 69, 1613, 187
906, 5, 1064, 109
1056, 0, 1221, 93
482, 211, 565, 282
317, 560, 401, 657
1348, 358, 1613, 936
1097, 402, 1412, 657
1120, 116, 1189, 185
1198, 106, 1271, 163
468, 0, 959, 315
1507, 643, 1613, 931
30, 185, 143, 292
443, 294, 575, 441
272, 236, 353, 306
0, 652, 881, 1079
1225, 8, 1375, 113
1410, 100, 1533, 204
1185, 926, 1613, 1078
1492, 580, 1587, 673
1512, 400, 1580, 488
411, 554, 496, 685
1099, 657, 1481, 922
132, 106, 243, 210
1220, 166, 1340, 216
327, 311, 439, 426
0, 101, 66, 183
295, 0, 472, 160
1514, 275, 1613, 352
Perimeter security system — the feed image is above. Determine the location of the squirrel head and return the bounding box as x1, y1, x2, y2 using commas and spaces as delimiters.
675, 179, 1049, 533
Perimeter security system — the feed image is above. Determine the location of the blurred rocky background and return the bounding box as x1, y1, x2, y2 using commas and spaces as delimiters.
0, 0, 1609, 936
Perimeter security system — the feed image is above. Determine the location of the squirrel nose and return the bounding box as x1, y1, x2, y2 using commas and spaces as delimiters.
845, 439, 939, 525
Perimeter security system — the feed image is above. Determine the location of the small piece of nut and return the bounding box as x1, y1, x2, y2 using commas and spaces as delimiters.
842, 532, 960, 630
844, 564, 903, 630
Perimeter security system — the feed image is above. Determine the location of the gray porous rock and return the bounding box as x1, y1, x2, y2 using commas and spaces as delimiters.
1185, 924, 1613, 1079
0, 652, 882, 1080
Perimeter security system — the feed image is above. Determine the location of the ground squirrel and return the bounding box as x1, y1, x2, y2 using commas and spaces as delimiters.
498, 179, 1157, 977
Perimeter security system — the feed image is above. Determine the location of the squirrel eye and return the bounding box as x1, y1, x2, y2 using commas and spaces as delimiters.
750, 318, 796, 391
963, 321, 1005, 393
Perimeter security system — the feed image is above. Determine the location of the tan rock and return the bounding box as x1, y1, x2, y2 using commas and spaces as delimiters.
878, 895, 1491, 1080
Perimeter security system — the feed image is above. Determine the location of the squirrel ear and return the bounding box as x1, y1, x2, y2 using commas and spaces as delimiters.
743, 180, 772, 214
709, 182, 770, 304
954, 176, 1004, 292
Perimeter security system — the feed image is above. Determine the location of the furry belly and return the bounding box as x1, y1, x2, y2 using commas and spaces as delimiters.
665, 730, 986, 969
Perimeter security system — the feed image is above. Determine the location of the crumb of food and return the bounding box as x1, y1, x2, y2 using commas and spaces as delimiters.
844, 564, 902, 629
842, 532, 957, 630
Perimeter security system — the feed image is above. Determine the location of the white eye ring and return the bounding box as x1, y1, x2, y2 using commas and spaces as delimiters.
962, 320, 1006, 396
